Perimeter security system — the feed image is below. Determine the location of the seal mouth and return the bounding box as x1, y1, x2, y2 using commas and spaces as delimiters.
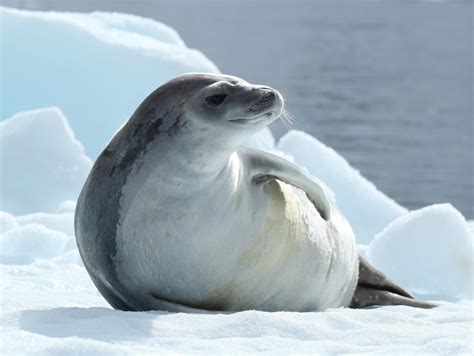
228, 111, 275, 125
227, 87, 282, 125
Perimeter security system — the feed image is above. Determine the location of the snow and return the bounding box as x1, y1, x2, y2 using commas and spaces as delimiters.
2, 260, 473, 354
367, 204, 473, 299
1, 263, 473, 353
0, 206, 78, 266
278, 130, 407, 244
1, 6, 473, 354
0, 224, 70, 265
0, 108, 92, 215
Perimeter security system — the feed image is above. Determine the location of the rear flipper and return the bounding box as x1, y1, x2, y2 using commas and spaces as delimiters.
350, 256, 437, 309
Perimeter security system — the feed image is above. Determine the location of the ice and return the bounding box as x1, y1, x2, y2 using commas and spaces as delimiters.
0, 6, 219, 158
0, 223, 70, 265
0, 107, 92, 215
0, 211, 18, 234
278, 130, 407, 244
469, 220, 474, 235
367, 204, 473, 299
56, 200, 77, 214
0, 199, 77, 265
16, 211, 75, 237
244, 127, 276, 152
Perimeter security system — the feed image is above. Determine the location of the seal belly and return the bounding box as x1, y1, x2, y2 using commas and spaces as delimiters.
219, 180, 358, 311
114, 167, 357, 312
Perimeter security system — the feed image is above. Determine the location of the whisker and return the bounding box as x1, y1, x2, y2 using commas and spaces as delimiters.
281, 117, 291, 130
283, 108, 295, 124
279, 98, 295, 131
280, 113, 291, 130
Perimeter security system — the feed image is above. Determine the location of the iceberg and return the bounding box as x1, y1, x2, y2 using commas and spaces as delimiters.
0, 222, 70, 265
0, 201, 78, 265
367, 204, 473, 299
0, 108, 92, 215
0, 7, 219, 158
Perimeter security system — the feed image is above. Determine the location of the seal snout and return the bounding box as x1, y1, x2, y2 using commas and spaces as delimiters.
249, 87, 278, 112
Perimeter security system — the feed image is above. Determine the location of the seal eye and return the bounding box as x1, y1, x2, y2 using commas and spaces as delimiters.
205, 94, 228, 106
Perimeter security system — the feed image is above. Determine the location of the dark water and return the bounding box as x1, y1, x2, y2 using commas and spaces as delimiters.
3, 0, 473, 218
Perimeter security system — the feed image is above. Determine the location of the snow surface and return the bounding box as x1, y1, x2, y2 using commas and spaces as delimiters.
2, 262, 472, 354
1, 7, 473, 354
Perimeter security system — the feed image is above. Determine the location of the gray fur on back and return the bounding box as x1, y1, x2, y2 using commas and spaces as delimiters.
74, 74, 222, 311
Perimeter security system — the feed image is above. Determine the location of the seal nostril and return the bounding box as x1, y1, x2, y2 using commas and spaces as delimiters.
263, 91, 275, 99
249, 89, 277, 112
258, 88, 275, 100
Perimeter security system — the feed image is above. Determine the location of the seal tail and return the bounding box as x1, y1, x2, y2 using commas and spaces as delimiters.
350, 256, 437, 309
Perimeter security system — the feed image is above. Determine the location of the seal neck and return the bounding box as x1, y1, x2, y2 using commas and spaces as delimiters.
144, 127, 244, 187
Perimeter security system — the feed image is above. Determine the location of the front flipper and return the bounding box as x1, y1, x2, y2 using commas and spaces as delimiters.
241, 147, 331, 221
350, 256, 437, 309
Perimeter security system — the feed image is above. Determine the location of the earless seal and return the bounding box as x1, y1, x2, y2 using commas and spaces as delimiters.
75, 73, 435, 312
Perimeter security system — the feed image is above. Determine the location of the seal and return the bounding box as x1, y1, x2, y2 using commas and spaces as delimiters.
75, 73, 435, 312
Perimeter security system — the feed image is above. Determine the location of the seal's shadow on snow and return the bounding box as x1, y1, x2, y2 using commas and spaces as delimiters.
19, 307, 168, 341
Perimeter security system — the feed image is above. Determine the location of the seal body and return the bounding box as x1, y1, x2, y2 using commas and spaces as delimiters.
114, 147, 358, 311
76, 73, 431, 312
